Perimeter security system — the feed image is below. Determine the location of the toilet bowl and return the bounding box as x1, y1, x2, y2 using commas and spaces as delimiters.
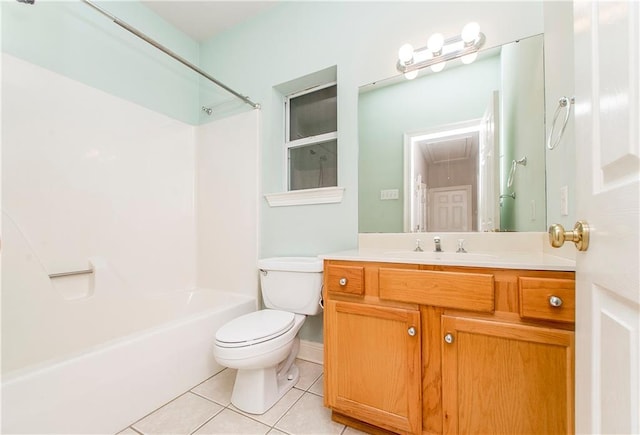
212, 257, 323, 415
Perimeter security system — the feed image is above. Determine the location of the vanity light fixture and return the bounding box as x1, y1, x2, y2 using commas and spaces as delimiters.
397, 22, 486, 79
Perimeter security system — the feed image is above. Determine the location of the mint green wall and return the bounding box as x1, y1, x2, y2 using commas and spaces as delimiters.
199, 1, 544, 254
358, 55, 501, 233
1, 1, 201, 124
199, 1, 543, 342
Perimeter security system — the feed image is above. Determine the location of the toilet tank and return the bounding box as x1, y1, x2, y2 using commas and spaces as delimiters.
258, 257, 323, 315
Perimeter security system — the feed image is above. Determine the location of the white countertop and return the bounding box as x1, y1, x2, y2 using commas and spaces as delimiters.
319, 248, 576, 271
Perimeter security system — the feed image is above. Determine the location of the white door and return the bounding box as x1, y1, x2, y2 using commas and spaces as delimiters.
428, 185, 472, 232
573, 2, 640, 433
478, 90, 500, 232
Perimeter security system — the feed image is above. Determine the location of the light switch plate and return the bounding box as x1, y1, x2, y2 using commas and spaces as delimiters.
380, 189, 399, 200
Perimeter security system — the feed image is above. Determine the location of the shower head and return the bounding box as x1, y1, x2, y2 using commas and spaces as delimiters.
16, 0, 35, 4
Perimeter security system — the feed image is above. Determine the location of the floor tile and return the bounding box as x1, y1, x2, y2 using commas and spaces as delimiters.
294, 359, 323, 391
132, 392, 223, 435
191, 368, 237, 406
194, 408, 270, 435
342, 426, 370, 434
231, 386, 304, 427
308, 374, 324, 397
266, 429, 288, 435
275, 393, 344, 435
116, 428, 141, 435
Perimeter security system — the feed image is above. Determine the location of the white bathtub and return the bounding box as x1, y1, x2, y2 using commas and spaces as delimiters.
1, 288, 256, 434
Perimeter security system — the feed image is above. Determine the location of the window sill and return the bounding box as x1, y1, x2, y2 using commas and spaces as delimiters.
264, 186, 345, 207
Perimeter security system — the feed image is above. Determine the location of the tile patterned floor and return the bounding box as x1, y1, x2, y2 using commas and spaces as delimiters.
117, 359, 366, 435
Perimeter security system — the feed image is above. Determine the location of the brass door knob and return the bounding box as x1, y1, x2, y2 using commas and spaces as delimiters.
548, 221, 590, 251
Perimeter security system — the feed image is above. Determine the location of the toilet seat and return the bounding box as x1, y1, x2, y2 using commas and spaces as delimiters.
215, 309, 295, 348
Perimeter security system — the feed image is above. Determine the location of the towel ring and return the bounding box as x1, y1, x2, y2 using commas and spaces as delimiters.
547, 96, 575, 150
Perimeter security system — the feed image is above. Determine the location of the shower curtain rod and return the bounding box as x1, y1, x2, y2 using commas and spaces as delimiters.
81, 0, 260, 110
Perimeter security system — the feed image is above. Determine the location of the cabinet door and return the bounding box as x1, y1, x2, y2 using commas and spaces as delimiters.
441, 315, 574, 434
325, 300, 421, 434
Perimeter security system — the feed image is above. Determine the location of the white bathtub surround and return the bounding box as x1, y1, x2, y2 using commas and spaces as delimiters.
2, 54, 261, 434
196, 110, 260, 299
2, 53, 197, 297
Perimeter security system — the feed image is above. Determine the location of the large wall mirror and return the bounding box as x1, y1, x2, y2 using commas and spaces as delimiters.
359, 34, 547, 233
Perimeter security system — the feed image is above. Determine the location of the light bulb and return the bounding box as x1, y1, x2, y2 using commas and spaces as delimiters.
461, 52, 478, 64
461, 22, 480, 44
398, 43, 414, 64
430, 61, 446, 73
427, 33, 444, 54
404, 70, 419, 80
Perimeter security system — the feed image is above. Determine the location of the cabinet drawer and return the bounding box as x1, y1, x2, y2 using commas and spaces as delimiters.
379, 268, 495, 312
519, 277, 575, 323
326, 264, 364, 296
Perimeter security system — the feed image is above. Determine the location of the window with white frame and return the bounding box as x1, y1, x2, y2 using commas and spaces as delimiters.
285, 83, 337, 191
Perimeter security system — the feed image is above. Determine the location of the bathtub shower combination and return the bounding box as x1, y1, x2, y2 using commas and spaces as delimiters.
2, 1, 261, 433
2, 213, 256, 434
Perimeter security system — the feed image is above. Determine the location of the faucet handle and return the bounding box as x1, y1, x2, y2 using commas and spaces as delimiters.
456, 239, 467, 253
414, 239, 424, 252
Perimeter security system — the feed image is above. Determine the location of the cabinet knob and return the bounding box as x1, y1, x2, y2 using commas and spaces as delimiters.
549, 295, 563, 307
444, 333, 454, 344
339, 277, 348, 286
408, 326, 416, 337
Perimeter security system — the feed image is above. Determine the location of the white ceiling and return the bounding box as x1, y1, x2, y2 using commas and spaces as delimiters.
141, 1, 278, 42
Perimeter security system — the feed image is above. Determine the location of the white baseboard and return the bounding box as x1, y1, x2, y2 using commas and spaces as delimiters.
298, 339, 324, 365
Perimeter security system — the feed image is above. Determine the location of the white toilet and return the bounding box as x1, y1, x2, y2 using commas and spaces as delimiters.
213, 257, 323, 414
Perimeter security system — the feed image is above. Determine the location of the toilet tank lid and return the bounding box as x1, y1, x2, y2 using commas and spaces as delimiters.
258, 257, 323, 272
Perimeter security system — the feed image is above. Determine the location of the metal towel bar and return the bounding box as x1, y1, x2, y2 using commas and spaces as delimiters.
49, 268, 94, 279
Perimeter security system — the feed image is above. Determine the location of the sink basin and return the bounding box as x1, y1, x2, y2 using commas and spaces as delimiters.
382, 251, 498, 262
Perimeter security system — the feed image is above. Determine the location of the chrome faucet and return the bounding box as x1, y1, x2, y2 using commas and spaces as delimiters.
434, 236, 443, 252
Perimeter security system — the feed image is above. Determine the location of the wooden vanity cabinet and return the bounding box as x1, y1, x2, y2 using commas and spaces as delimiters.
440, 314, 574, 435
323, 260, 575, 435
324, 261, 422, 434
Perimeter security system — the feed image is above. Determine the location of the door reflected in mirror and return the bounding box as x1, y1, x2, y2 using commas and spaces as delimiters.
404, 104, 499, 233
359, 34, 546, 233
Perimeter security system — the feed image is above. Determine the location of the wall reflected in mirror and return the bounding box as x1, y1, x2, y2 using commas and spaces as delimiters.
359, 34, 546, 233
